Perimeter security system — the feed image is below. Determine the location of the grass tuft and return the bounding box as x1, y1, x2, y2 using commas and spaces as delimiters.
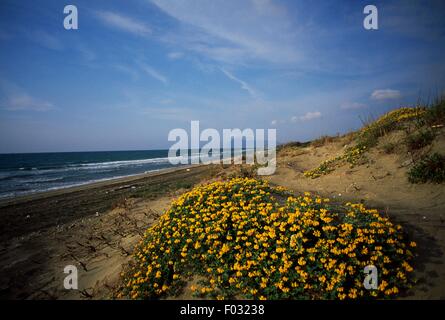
408, 153, 445, 184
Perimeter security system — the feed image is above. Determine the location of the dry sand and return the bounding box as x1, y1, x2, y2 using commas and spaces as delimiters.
1, 137, 444, 299
0, 165, 219, 299
268, 135, 445, 299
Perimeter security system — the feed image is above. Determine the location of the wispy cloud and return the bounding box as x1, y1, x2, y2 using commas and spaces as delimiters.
151, 0, 300, 65
0, 80, 55, 112
292, 111, 322, 122
167, 52, 184, 60
29, 30, 63, 51
140, 63, 168, 84
77, 45, 96, 62
96, 11, 152, 36
371, 89, 401, 100
4, 94, 54, 111
220, 68, 256, 98
114, 65, 139, 81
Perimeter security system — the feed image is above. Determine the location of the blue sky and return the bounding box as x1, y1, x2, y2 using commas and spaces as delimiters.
0, 0, 444, 153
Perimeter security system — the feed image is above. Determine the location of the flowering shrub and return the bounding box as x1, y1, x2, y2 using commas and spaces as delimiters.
357, 107, 426, 149
304, 146, 366, 179
119, 178, 415, 300
408, 153, 445, 183
304, 107, 426, 179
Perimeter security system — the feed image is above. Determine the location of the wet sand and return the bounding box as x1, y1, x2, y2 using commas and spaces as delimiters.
1, 142, 445, 299
0, 164, 220, 299
0, 165, 210, 243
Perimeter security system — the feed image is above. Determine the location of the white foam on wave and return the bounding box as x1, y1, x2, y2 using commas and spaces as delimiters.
5, 156, 172, 176
74, 156, 170, 168
0, 169, 164, 199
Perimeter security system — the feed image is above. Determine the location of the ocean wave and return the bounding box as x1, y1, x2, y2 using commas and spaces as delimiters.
71, 157, 171, 169
0, 169, 164, 200
0, 157, 173, 178
19, 177, 65, 184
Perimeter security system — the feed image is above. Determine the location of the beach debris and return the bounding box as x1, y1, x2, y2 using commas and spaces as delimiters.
117, 243, 131, 256
69, 253, 88, 271
186, 168, 191, 172
95, 212, 99, 217
346, 182, 361, 193
25, 214, 31, 219
79, 288, 94, 298
111, 185, 135, 192
400, 159, 413, 167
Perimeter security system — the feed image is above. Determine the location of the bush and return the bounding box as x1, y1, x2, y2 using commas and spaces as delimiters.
381, 142, 396, 154
408, 153, 445, 183
311, 135, 337, 148
405, 130, 435, 151
119, 178, 416, 300
304, 146, 366, 179
421, 97, 445, 127
277, 141, 310, 151
357, 107, 426, 149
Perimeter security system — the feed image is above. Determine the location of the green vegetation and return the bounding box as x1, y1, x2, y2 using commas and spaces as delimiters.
405, 130, 435, 151
356, 107, 426, 149
418, 97, 445, 127
408, 153, 445, 184
304, 146, 366, 179
304, 96, 445, 182
119, 179, 416, 300
381, 142, 396, 154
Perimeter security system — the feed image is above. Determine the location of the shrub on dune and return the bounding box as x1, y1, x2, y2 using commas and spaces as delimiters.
119, 178, 415, 300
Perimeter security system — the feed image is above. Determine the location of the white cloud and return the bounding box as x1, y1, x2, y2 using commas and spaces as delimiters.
2, 93, 54, 111
114, 65, 139, 81
220, 68, 257, 98
0, 80, 55, 111
292, 111, 322, 122
340, 102, 367, 110
29, 30, 63, 51
77, 45, 96, 62
151, 0, 300, 65
271, 119, 277, 125
96, 11, 152, 36
371, 89, 401, 100
301, 111, 322, 121
167, 52, 184, 60
140, 64, 168, 84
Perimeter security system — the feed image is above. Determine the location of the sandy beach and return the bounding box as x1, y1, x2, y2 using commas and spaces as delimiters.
0, 164, 220, 299
2, 0, 445, 306
1, 132, 445, 299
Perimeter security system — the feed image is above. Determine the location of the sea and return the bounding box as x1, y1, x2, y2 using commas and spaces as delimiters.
0, 150, 183, 200
0, 149, 246, 200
